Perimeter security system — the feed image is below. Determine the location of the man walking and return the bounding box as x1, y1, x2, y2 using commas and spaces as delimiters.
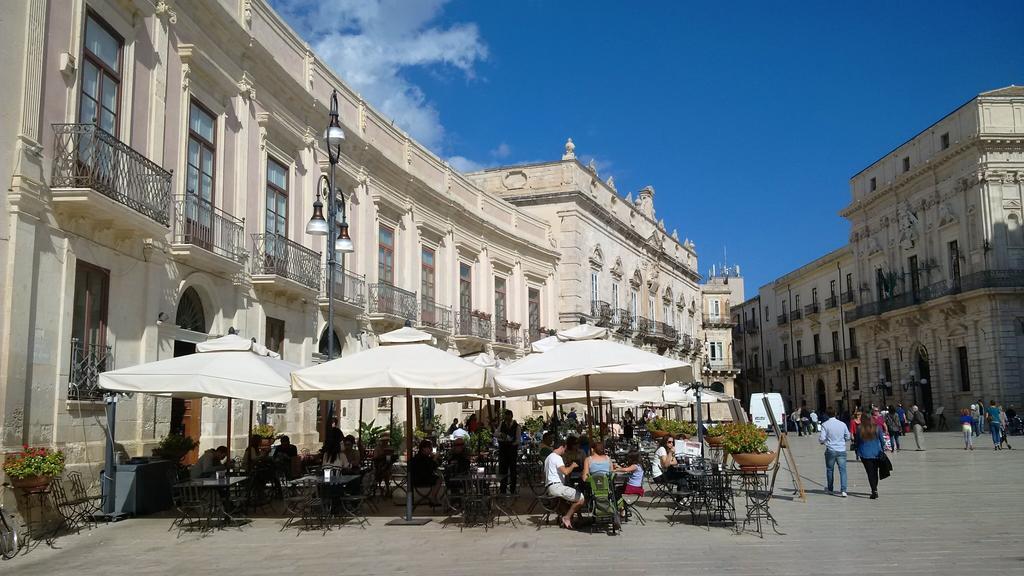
910, 405, 927, 450
818, 407, 850, 497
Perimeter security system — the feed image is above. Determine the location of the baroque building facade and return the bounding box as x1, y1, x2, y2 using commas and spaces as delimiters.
735, 87, 1024, 417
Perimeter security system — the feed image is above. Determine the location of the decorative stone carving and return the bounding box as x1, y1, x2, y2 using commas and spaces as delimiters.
589, 245, 604, 268
671, 229, 679, 241
181, 63, 190, 90
610, 257, 623, 278
624, 192, 633, 204
155, 0, 177, 23
237, 72, 256, 101
637, 186, 655, 219
605, 176, 616, 191
898, 201, 920, 250
866, 235, 882, 255
587, 158, 598, 176
562, 137, 575, 160
938, 201, 958, 226
503, 170, 527, 190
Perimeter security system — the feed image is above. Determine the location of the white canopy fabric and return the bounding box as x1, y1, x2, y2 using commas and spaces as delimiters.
556, 324, 608, 341
531, 335, 561, 353
99, 334, 297, 403
290, 343, 487, 401
495, 339, 694, 397
195, 333, 280, 358
378, 326, 433, 344
670, 388, 731, 405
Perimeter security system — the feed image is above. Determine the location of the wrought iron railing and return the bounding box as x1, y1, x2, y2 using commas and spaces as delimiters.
419, 299, 452, 331
322, 266, 366, 308
527, 328, 547, 343
69, 338, 113, 401
636, 316, 652, 336
51, 123, 171, 225
662, 322, 679, 343
455, 312, 492, 340
824, 295, 838, 309
804, 302, 820, 316
613, 308, 633, 332
495, 322, 521, 346
702, 313, 733, 327
845, 270, 1024, 323
745, 322, 759, 334
847, 346, 859, 359
841, 291, 855, 305
369, 283, 418, 322
779, 359, 790, 371
777, 313, 788, 326
790, 308, 803, 321
250, 233, 321, 290
172, 193, 246, 262
590, 300, 612, 326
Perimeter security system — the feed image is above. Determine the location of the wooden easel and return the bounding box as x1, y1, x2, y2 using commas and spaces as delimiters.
764, 396, 805, 501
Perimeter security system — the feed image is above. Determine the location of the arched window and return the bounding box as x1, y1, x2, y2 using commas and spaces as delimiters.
318, 326, 342, 356
1007, 212, 1023, 246
176, 287, 207, 333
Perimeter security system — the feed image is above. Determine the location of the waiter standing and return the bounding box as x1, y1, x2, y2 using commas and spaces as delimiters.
498, 409, 520, 494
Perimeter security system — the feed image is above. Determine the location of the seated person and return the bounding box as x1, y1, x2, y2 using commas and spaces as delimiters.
241, 434, 264, 472
273, 434, 299, 459
447, 418, 460, 435
190, 446, 229, 479
537, 432, 555, 461
409, 439, 442, 504
321, 430, 346, 469
582, 441, 612, 482
561, 436, 583, 468
341, 435, 361, 471
613, 450, 645, 499
444, 438, 472, 478
651, 436, 682, 486
451, 424, 470, 440
544, 438, 586, 529
271, 434, 300, 478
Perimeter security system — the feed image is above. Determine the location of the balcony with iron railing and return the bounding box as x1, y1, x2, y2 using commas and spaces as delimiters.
745, 322, 759, 335
527, 327, 548, 344
777, 313, 788, 326
170, 192, 247, 271
319, 267, 367, 316
679, 333, 693, 351
68, 338, 113, 402
369, 282, 418, 324
612, 308, 633, 333
494, 321, 522, 348
418, 299, 453, 332
50, 123, 171, 236
824, 295, 838, 309
847, 346, 859, 359
845, 270, 1024, 323
779, 359, 791, 371
251, 233, 321, 294
635, 316, 652, 336
455, 312, 493, 343
702, 313, 734, 327
790, 308, 803, 321
590, 300, 612, 326
840, 291, 855, 305
804, 302, 820, 317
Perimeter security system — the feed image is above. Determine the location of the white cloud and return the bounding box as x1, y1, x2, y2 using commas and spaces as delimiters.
446, 155, 485, 173
490, 142, 511, 159
271, 0, 487, 150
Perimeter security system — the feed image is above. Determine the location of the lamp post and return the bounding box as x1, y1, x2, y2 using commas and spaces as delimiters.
902, 371, 923, 408
869, 374, 890, 409
307, 89, 354, 436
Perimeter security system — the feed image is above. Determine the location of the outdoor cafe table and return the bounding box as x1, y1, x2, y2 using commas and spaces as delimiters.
174, 476, 248, 528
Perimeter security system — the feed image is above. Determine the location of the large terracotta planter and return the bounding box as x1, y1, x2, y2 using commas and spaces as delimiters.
705, 435, 724, 448
731, 452, 776, 471
651, 430, 670, 439
9, 474, 53, 492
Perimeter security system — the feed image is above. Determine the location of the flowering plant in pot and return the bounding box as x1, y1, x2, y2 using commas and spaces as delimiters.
721, 422, 774, 470
251, 424, 277, 453
3, 446, 66, 490
152, 434, 198, 464
704, 423, 726, 447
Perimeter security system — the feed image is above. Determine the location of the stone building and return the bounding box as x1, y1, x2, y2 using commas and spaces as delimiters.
0, 0, 561, 473
735, 86, 1024, 416
466, 141, 706, 372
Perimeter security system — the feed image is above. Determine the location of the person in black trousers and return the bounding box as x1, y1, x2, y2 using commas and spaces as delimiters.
855, 416, 886, 499
497, 410, 520, 494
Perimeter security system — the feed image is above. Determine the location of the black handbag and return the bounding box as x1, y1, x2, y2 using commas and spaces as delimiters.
878, 452, 893, 480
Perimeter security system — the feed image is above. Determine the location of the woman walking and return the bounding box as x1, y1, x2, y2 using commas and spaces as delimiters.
885, 406, 901, 451
960, 408, 974, 450
856, 416, 885, 499
987, 401, 1003, 449
998, 404, 1013, 450
849, 410, 863, 461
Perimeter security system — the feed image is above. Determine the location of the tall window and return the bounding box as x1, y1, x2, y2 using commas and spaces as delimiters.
829, 279, 836, 300
709, 341, 723, 364
853, 366, 860, 390
265, 158, 288, 240
710, 298, 721, 319
494, 277, 507, 338
948, 240, 961, 284
459, 263, 472, 312
908, 255, 920, 297
882, 358, 892, 384
611, 283, 619, 312
812, 334, 821, 360
72, 261, 110, 350
265, 317, 285, 355
79, 13, 122, 134
378, 225, 394, 284
590, 272, 599, 304
528, 287, 540, 336
421, 247, 435, 303
648, 296, 655, 321
794, 294, 801, 310
188, 101, 216, 206
957, 346, 970, 391
796, 340, 803, 360
630, 290, 639, 328
811, 287, 818, 304
831, 331, 840, 357
845, 273, 853, 295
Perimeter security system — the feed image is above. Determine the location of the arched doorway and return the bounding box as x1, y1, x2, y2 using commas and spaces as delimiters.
915, 345, 933, 416
171, 286, 208, 464
175, 287, 207, 333
318, 326, 343, 357
815, 379, 827, 415
710, 381, 725, 393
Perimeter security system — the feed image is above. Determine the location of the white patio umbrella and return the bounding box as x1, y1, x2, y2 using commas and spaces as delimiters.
99, 334, 296, 403
495, 327, 693, 433
290, 326, 487, 525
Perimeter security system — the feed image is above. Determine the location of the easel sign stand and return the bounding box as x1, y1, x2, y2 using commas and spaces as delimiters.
763, 396, 805, 502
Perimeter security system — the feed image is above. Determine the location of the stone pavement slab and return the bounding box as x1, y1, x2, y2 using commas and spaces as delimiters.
5, 431, 1022, 576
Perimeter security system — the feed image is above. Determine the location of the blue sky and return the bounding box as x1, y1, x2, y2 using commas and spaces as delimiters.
273, 0, 1024, 294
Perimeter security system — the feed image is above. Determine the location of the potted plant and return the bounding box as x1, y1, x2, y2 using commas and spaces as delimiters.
647, 417, 673, 438
721, 422, 774, 470
523, 415, 544, 438
3, 446, 66, 491
704, 423, 726, 447
152, 434, 198, 464
251, 424, 276, 454
677, 420, 697, 438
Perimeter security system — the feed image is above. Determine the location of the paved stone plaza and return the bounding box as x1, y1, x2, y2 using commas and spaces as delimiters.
7, 431, 1022, 575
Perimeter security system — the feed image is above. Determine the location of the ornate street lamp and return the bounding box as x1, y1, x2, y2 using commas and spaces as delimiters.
307, 89, 354, 435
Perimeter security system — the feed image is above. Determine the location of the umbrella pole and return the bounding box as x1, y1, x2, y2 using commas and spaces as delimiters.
585, 375, 593, 442
385, 388, 430, 526
226, 399, 233, 456
358, 398, 364, 455
695, 384, 705, 458
552, 392, 558, 435
248, 401, 254, 441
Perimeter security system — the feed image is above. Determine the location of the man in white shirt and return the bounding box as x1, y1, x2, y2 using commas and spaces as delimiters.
818, 408, 850, 497
809, 410, 819, 433
544, 438, 585, 529
190, 446, 229, 480
451, 425, 470, 440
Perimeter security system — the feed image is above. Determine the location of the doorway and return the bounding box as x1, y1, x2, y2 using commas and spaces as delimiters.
916, 347, 933, 416
815, 379, 827, 415
170, 341, 201, 464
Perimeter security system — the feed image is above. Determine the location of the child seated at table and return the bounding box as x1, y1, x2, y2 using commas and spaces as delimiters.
613, 450, 644, 498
